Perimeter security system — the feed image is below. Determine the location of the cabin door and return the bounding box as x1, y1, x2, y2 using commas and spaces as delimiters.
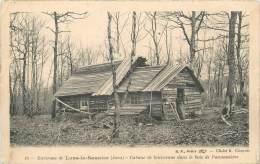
176, 88, 185, 120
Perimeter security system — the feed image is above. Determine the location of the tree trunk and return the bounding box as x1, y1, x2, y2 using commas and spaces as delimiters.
115, 13, 120, 54
52, 11, 58, 118
220, 63, 225, 96
236, 11, 244, 106
22, 52, 27, 115
152, 12, 160, 65
213, 67, 217, 98
207, 58, 212, 106
9, 69, 14, 115
190, 11, 196, 70
225, 11, 238, 116
67, 42, 74, 75
108, 12, 120, 138
217, 64, 221, 96
131, 12, 137, 58
22, 30, 29, 116
120, 11, 137, 106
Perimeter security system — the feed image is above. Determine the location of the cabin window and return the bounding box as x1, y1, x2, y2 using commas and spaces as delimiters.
80, 97, 89, 110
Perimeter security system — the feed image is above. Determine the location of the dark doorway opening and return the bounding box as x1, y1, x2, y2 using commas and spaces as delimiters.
176, 88, 185, 120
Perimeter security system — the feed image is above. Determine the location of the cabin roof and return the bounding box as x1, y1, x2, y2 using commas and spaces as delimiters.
143, 64, 204, 92
118, 65, 163, 92
54, 61, 122, 97
75, 60, 122, 74
55, 57, 204, 97
93, 55, 140, 96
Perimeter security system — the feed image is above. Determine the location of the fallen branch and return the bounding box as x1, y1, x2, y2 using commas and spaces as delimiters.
232, 108, 248, 114
233, 111, 248, 114
221, 115, 232, 126
218, 131, 237, 137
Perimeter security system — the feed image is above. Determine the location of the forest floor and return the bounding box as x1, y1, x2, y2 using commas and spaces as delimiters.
10, 107, 249, 146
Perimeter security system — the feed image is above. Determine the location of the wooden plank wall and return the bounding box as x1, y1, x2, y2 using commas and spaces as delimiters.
59, 95, 108, 112
108, 92, 163, 118
89, 96, 108, 112
60, 96, 81, 109
128, 92, 162, 105
59, 92, 164, 115
108, 92, 162, 107
162, 68, 202, 113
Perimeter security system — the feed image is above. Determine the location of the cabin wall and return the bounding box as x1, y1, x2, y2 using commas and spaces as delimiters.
124, 92, 162, 105
107, 92, 163, 118
162, 68, 202, 114
59, 95, 108, 112
59, 92, 162, 112
89, 96, 108, 112
107, 92, 162, 107
59, 92, 164, 117
59, 96, 81, 109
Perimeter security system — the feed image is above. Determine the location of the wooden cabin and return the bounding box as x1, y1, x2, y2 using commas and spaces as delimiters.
55, 56, 204, 120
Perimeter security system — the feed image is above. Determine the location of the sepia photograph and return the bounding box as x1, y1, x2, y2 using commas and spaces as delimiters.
8, 10, 250, 147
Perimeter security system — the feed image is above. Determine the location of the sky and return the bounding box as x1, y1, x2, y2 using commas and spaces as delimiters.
39, 11, 191, 84
16, 11, 249, 86
69, 12, 107, 49
63, 11, 189, 58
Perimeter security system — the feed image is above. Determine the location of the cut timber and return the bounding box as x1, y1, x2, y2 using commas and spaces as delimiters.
170, 102, 180, 120
221, 115, 232, 126
163, 102, 180, 121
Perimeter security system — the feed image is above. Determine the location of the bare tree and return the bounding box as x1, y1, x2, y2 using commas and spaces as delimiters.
10, 13, 47, 116
214, 38, 227, 97
108, 12, 120, 138
162, 11, 205, 70
112, 12, 129, 56
44, 11, 87, 118
120, 11, 138, 106
164, 22, 173, 64
236, 12, 243, 104
224, 11, 238, 120
145, 12, 167, 65
130, 12, 137, 58
206, 44, 213, 106
65, 36, 75, 75
10, 13, 29, 115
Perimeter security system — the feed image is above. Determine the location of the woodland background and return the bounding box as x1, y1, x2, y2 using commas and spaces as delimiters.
9, 11, 249, 117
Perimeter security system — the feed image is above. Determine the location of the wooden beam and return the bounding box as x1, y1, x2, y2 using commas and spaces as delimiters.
169, 102, 180, 121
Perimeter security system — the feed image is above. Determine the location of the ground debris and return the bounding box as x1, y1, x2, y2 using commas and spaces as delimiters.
10, 110, 248, 146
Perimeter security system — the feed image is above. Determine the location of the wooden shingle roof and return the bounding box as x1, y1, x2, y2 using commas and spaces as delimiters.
118, 65, 163, 92
54, 61, 122, 97
143, 63, 204, 92
93, 56, 140, 96
55, 57, 204, 97
143, 63, 185, 91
